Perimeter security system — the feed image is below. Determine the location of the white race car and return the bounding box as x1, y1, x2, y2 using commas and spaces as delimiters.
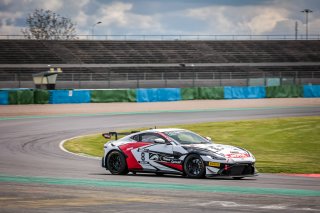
102, 128, 257, 179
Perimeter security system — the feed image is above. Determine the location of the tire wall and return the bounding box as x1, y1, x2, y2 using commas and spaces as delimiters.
266, 85, 303, 98
303, 85, 320, 97
9, 90, 34, 104
137, 88, 181, 102
91, 89, 136, 103
34, 90, 50, 104
0, 91, 9, 105
224, 86, 266, 99
181, 87, 224, 100
181, 88, 198, 100
49, 90, 91, 104
0, 85, 319, 105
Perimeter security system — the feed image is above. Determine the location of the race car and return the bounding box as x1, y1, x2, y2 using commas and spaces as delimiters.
101, 128, 257, 179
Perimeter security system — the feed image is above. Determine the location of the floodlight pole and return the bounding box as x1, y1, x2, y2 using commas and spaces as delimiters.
301, 9, 313, 40
92, 21, 102, 40
295, 21, 298, 40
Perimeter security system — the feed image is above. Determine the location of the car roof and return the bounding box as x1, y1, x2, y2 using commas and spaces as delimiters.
140, 128, 186, 133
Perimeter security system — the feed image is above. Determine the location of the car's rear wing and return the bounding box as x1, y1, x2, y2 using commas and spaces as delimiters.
102, 131, 139, 140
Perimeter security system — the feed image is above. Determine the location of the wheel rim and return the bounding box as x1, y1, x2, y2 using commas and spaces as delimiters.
109, 154, 121, 172
186, 157, 203, 175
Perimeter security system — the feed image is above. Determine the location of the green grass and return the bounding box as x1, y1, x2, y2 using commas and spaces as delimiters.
64, 116, 320, 174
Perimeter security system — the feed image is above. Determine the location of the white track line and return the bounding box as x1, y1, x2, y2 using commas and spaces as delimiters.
59, 135, 100, 160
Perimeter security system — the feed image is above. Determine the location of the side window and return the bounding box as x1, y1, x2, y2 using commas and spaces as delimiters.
130, 134, 140, 141
140, 133, 165, 143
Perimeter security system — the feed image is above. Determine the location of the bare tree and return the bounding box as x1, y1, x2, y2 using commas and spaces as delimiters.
22, 9, 77, 40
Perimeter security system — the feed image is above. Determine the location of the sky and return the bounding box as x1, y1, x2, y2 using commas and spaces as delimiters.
1, 0, 320, 37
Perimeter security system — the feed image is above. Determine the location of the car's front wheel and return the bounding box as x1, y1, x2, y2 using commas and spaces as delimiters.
107, 150, 128, 175
183, 154, 205, 178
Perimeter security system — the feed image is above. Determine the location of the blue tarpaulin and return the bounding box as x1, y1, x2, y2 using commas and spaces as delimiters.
0, 91, 9, 105
303, 85, 320, 97
157, 88, 181, 102
224, 86, 266, 99
137, 88, 181, 102
49, 90, 91, 104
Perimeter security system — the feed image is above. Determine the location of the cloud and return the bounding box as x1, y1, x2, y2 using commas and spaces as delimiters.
0, 0, 320, 37
247, 7, 289, 34
0, 10, 24, 34
36, 0, 64, 11
87, 2, 162, 34
186, 5, 290, 34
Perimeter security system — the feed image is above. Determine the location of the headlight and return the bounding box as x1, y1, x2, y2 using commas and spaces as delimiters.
248, 151, 255, 160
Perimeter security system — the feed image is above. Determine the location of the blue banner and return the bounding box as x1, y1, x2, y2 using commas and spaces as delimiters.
49, 90, 91, 104
224, 86, 266, 99
0, 91, 9, 105
137, 88, 181, 102
303, 85, 320, 97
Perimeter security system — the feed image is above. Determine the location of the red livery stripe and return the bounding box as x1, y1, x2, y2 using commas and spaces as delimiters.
119, 142, 151, 170
158, 162, 183, 171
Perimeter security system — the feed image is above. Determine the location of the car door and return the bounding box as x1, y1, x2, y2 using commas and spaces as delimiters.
138, 132, 184, 173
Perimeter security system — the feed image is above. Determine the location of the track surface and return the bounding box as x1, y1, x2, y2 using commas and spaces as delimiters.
0, 105, 320, 212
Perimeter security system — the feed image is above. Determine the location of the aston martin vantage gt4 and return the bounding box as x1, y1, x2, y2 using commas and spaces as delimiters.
102, 128, 257, 179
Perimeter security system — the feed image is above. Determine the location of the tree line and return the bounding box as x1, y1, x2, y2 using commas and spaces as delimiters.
22, 9, 77, 40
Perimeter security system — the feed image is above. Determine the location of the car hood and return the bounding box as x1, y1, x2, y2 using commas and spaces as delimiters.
182, 143, 254, 161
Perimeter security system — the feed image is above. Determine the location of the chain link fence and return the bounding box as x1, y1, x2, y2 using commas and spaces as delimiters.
1, 34, 320, 40
1, 71, 319, 89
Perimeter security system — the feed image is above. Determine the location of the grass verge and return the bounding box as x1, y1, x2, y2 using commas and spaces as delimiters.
64, 116, 320, 173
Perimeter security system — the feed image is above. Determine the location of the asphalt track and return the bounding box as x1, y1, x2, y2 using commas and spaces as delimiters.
0, 106, 320, 212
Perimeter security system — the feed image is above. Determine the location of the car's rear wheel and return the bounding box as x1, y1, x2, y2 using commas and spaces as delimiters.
183, 154, 205, 178
107, 150, 128, 175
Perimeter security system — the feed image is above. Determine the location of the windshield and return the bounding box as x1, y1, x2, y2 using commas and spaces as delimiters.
163, 130, 211, 145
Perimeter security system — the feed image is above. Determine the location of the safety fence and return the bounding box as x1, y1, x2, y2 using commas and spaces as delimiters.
0, 85, 319, 105
1, 34, 320, 40
2, 71, 319, 90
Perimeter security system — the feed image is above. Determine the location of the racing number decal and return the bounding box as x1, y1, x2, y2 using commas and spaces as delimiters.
119, 142, 152, 170
141, 152, 145, 161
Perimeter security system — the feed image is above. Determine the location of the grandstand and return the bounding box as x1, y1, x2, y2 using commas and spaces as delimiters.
0, 40, 319, 88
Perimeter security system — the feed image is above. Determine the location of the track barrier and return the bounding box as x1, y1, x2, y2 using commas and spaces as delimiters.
34, 89, 50, 104
266, 85, 303, 98
181, 87, 224, 100
181, 88, 197, 100
137, 88, 181, 102
49, 90, 91, 104
9, 90, 34, 104
91, 89, 136, 103
0, 85, 318, 105
198, 87, 224, 100
303, 85, 320, 97
0, 91, 8, 105
224, 86, 266, 99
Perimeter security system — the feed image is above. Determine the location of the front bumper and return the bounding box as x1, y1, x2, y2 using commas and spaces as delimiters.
206, 162, 257, 177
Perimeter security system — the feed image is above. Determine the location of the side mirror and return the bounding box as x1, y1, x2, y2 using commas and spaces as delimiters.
154, 138, 166, 144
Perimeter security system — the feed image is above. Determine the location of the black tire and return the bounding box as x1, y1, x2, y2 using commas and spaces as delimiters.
155, 172, 164, 176
183, 154, 205, 178
233, 177, 244, 180
107, 150, 128, 175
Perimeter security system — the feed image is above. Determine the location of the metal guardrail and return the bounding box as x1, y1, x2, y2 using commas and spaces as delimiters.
0, 71, 320, 88
1, 71, 319, 83
1, 34, 320, 40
